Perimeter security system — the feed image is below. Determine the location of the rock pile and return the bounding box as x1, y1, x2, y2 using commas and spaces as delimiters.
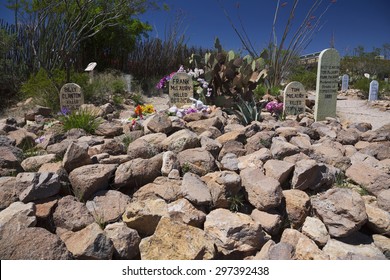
0, 102, 390, 260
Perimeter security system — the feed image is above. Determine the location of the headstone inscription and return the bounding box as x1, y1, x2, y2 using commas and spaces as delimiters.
283, 81, 306, 116
314, 48, 340, 121
59, 83, 84, 111
169, 72, 193, 107
368, 80, 379, 101
341, 74, 349, 92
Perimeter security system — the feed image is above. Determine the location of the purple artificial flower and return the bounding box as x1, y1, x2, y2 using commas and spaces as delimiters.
60, 107, 70, 116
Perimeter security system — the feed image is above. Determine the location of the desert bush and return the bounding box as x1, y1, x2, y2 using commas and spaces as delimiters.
58, 108, 101, 134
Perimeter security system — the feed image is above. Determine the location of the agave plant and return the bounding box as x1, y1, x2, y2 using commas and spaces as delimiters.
231, 95, 265, 126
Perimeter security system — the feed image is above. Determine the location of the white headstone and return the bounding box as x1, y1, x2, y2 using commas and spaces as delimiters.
283, 81, 306, 116
60, 83, 84, 111
364, 73, 370, 79
124, 74, 133, 92
368, 80, 379, 101
169, 72, 193, 107
85, 62, 97, 72
341, 74, 349, 92
314, 48, 340, 121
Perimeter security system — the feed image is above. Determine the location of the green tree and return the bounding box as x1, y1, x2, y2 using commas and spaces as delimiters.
8, 0, 152, 81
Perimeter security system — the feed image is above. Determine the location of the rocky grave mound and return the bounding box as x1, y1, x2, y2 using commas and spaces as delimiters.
0, 99, 390, 260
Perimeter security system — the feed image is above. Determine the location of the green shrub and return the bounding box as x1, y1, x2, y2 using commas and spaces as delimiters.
59, 108, 101, 134
289, 68, 317, 90
353, 78, 371, 97
21, 68, 89, 111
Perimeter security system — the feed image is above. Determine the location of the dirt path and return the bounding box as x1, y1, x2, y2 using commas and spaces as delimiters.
337, 99, 390, 130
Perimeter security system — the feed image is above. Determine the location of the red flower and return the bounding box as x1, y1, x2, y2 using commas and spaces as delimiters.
135, 105, 143, 117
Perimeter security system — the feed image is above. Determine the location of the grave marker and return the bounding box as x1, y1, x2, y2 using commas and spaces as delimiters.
85, 62, 97, 84
169, 72, 193, 107
60, 83, 84, 111
314, 48, 340, 121
283, 81, 306, 116
368, 80, 379, 101
124, 74, 133, 92
341, 74, 349, 92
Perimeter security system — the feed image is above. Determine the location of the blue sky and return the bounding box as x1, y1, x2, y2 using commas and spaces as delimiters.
1, 0, 389, 57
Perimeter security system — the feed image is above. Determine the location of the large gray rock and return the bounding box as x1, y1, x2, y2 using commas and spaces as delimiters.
95, 121, 123, 137
312, 188, 367, 238
218, 140, 246, 161
60, 223, 114, 260
186, 116, 223, 134
250, 209, 282, 236
21, 154, 57, 172
127, 138, 160, 160
204, 208, 265, 256
7, 128, 36, 148
202, 171, 241, 208
365, 202, 390, 235
377, 189, 390, 212
0, 177, 18, 210
161, 129, 200, 153
132, 177, 182, 202
237, 148, 271, 170
0, 201, 36, 235
177, 148, 216, 176
18, 172, 61, 203
263, 159, 294, 185
200, 136, 222, 158
241, 168, 282, 210
323, 238, 386, 260
336, 128, 361, 145
62, 142, 92, 173
294, 237, 329, 260
104, 222, 141, 259
86, 190, 131, 224
270, 137, 300, 159
69, 164, 117, 201
245, 131, 275, 154
139, 217, 215, 260
301, 216, 330, 247
291, 159, 334, 191
167, 198, 206, 228
283, 189, 310, 229
346, 162, 390, 196
53, 195, 94, 231
114, 153, 163, 190
0, 145, 23, 173
122, 198, 168, 237
0, 227, 71, 260
146, 113, 172, 134
181, 172, 212, 206
267, 242, 294, 260
161, 151, 179, 176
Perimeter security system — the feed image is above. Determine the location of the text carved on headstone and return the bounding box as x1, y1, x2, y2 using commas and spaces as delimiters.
283, 81, 306, 115
314, 48, 340, 121
60, 83, 84, 111
169, 72, 193, 107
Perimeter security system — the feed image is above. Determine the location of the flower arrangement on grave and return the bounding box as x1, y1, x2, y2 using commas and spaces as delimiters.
127, 104, 156, 130
156, 66, 212, 100
167, 97, 212, 118
265, 100, 284, 118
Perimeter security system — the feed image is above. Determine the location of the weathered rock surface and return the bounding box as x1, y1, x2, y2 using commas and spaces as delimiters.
312, 188, 367, 237
21, 154, 57, 172
346, 162, 390, 196
139, 217, 215, 260
161, 129, 200, 153
0, 177, 18, 210
60, 223, 114, 259
18, 172, 61, 203
177, 148, 216, 176
104, 222, 141, 259
62, 142, 92, 173
86, 190, 131, 224
301, 216, 330, 247
114, 154, 163, 189
283, 189, 311, 229
53, 195, 94, 231
181, 172, 212, 206
0, 227, 71, 260
241, 168, 282, 210
263, 159, 294, 185
122, 198, 168, 237
69, 164, 117, 201
202, 171, 241, 208
204, 208, 265, 256
167, 198, 206, 228
323, 238, 386, 260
